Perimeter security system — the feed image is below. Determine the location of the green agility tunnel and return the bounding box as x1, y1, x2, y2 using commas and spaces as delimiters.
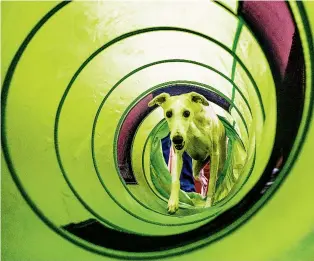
1, 1, 314, 260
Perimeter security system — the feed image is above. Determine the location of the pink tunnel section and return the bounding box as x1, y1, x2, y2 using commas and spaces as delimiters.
117, 94, 153, 183
241, 1, 295, 79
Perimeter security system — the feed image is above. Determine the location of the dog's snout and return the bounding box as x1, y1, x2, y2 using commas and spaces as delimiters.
172, 135, 183, 144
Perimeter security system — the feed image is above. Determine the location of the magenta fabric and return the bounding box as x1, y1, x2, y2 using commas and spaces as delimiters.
117, 94, 153, 182
117, 94, 153, 163
241, 1, 295, 79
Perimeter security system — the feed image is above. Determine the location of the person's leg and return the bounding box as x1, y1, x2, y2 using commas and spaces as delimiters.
161, 134, 171, 164
180, 152, 195, 192
161, 135, 195, 192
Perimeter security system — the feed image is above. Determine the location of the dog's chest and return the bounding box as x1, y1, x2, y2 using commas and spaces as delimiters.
185, 134, 211, 160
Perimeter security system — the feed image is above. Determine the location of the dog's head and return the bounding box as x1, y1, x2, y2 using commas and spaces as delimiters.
148, 92, 209, 151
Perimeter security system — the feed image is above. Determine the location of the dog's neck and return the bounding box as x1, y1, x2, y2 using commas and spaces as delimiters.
193, 105, 217, 127
184, 105, 218, 160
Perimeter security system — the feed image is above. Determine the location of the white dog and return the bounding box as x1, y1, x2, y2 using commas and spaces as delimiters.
148, 92, 226, 213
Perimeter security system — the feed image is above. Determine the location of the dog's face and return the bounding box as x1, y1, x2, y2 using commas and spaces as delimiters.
148, 92, 209, 151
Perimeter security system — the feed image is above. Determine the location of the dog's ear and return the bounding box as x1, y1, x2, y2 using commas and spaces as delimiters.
148, 93, 170, 107
190, 92, 209, 106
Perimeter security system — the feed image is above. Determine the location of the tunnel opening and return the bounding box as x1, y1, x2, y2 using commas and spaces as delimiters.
1, 1, 311, 260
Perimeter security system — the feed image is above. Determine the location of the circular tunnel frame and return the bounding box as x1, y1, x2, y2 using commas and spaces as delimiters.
1, 1, 313, 259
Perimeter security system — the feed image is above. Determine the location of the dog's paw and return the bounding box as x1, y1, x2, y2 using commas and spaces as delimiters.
168, 196, 179, 214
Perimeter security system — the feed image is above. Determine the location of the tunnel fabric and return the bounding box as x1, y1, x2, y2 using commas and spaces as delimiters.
2, 1, 313, 260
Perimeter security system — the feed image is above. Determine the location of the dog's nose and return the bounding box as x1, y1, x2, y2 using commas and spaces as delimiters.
172, 135, 183, 144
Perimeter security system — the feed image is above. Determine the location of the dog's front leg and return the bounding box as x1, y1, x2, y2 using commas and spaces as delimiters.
206, 152, 219, 207
168, 148, 183, 214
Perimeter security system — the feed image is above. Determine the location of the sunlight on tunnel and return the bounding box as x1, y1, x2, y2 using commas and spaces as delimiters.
1, 0, 314, 260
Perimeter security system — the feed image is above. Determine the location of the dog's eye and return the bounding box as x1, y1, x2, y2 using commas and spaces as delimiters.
166, 111, 172, 118
183, 110, 190, 118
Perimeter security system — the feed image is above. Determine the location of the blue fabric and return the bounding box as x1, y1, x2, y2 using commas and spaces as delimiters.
161, 134, 195, 192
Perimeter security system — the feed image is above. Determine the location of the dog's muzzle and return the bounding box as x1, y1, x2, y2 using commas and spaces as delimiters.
174, 142, 185, 150
172, 135, 185, 150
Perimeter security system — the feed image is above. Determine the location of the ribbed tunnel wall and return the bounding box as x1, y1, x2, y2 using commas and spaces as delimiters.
1, 1, 314, 260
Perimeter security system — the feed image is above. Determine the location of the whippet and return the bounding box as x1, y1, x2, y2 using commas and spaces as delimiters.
148, 92, 226, 213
